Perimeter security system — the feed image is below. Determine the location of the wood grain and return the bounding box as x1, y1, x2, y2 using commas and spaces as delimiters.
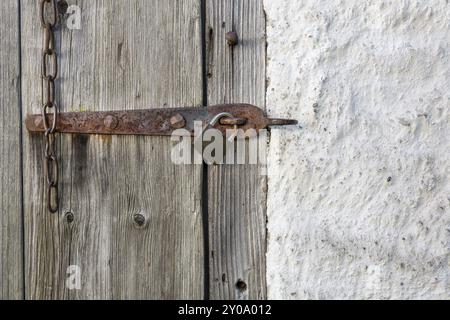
22, 0, 204, 299
205, 0, 267, 300
0, 0, 23, 300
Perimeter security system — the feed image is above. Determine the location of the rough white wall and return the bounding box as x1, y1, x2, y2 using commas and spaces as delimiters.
265, 0, 450, 299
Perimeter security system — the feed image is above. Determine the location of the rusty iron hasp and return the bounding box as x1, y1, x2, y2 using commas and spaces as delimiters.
25, 104, 298, 136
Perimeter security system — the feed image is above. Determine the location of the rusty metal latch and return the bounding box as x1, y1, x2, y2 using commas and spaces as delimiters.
26, 104, 297, 136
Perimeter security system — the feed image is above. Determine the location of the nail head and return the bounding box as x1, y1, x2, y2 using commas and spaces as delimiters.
226, 31, 239, 46
104, 115, 119, 130
170, 113, 186, 129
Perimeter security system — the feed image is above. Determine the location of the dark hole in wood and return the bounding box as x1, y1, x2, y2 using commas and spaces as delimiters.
236, 279, 247, 292
133, 213, 146, 227
57, 0, 69, 15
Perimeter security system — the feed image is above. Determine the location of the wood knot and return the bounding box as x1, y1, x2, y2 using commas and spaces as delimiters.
133, 213, 147, 228
65, 211, 75, 224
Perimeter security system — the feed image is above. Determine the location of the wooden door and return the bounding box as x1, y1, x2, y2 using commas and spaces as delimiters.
0, 0, 23, 300
206, 0, 266, 300
1, 0, 266, 300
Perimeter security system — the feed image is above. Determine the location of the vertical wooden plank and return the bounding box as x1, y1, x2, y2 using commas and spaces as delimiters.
22, 0, 204, 299
206, 0, 267, 299
0, 0, 23, 300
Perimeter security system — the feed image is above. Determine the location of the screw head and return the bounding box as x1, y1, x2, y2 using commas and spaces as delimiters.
170, 113, 186, 129
225, 31, 239, 46
104, 115, 119, 130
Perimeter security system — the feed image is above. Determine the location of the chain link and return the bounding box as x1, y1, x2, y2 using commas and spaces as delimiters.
40, 0, 59, 213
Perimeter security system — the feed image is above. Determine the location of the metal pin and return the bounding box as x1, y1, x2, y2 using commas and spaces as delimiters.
266, 118, 298, 126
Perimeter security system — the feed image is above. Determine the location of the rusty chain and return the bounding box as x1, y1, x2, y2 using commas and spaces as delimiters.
40, 0, 59, 213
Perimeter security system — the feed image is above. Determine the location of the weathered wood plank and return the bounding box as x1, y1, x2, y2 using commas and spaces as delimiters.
0, 0, 23, 300
22, 0, 203, 299
206, 0, 267, 299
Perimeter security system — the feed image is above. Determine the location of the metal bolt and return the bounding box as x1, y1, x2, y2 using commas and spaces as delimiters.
104, 115, 119, 130
170, 113, 186, 129
226, 31, 239, 46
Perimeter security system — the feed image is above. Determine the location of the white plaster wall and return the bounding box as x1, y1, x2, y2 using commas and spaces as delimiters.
264, 0, 450, 299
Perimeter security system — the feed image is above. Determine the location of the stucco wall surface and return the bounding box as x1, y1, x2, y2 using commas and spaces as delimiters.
264, 0, 450, 299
